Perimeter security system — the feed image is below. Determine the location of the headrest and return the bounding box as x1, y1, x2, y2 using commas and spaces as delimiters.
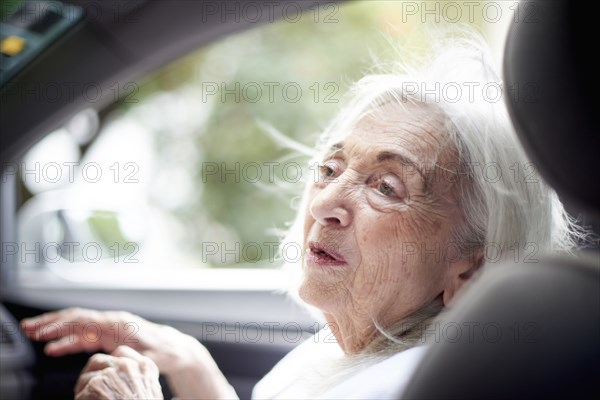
504, 0, 599, 214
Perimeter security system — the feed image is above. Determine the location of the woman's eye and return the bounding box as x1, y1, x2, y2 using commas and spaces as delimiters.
319, 165, 335, 178
370, 174, 406, 200
378, 181, 395, 196
317, 160, 342, 182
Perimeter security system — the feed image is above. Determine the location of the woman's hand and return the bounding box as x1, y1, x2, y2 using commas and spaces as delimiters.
20, 307, 198, 375
75, 345, 163, 400
21, 308, 239, 399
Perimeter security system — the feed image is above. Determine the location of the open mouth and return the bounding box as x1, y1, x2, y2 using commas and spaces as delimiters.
307, 241, 347, 266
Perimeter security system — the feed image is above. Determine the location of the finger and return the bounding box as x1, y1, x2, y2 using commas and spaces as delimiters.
78, 357, 140, 397
45, 334, 100, 356
103, 366, 135, 396
75, 354, 118, 396
21, 307, 85, 329
82, 352, 149, 381
112, 345, 161, 388
21, 310, 62, 328
21, 314, 62, 340
76, 367, 133, 398
114, 357, 157, 398
21, 308, 88, 341
22, 309, 113, 350
45, 336, 81, 356
80, 353, 117, 375
75, 372, 116, 400
31, 323, 71, 342
75, 370, 99, 395
111, 345, 144, 360
111, 346, 157, 372
77, 358, 163, 400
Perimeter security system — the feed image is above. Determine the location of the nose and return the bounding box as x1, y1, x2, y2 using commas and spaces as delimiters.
309, 177, 353, 228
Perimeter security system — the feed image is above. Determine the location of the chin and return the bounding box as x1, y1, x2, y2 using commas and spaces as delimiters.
298, 278, 339, 313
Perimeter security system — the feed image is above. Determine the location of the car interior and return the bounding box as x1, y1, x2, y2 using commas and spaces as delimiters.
1, 1, 598, 399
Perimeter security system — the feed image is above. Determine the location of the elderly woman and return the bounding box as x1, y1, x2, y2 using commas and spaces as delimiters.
20, 34, 580, 399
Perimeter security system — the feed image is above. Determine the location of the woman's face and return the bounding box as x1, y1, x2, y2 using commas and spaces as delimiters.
300, 102, 467, 331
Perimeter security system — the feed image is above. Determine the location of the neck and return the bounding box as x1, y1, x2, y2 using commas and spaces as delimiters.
323, 312, 378, 354
323, 296, 445, 355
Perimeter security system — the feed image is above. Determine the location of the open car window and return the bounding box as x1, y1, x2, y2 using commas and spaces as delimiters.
10, 1, 512, 289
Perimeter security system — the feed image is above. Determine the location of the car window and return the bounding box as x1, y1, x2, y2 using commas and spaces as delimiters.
12, 0, 513, 286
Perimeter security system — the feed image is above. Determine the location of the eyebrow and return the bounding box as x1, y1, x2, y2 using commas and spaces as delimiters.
327, 143, 427, 183
376, 151, 426, 182
328, 143, 344, 153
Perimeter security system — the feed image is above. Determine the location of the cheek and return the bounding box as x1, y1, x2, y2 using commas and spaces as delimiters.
354, 213, 447, 295
351, 219, 405, 296
357, 211, 428, 260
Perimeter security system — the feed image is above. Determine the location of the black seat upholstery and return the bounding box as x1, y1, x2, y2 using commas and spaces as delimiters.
401, 1, 599, 398
402, 256, 599, 399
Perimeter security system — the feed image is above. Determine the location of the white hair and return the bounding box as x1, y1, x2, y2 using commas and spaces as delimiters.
276, 28, 586, 365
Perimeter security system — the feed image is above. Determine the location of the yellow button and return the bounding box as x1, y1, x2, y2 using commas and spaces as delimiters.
1, 35, 26, 56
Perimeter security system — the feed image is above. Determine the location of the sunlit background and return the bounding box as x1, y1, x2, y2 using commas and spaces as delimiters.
15, 1, 514, 283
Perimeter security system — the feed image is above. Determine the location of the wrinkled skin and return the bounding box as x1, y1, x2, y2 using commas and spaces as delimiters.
75, 346, 163, 400
301, 102, 479, 353
21, 308, 234, 399
20, 307, 200, 375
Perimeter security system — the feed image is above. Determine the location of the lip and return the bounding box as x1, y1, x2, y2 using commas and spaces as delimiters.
306, 241, 347, 266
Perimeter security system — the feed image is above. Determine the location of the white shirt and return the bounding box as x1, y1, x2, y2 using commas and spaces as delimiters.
252, 326, 428, 399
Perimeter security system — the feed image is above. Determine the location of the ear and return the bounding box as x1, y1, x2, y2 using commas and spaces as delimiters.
442, 249, 484, 307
